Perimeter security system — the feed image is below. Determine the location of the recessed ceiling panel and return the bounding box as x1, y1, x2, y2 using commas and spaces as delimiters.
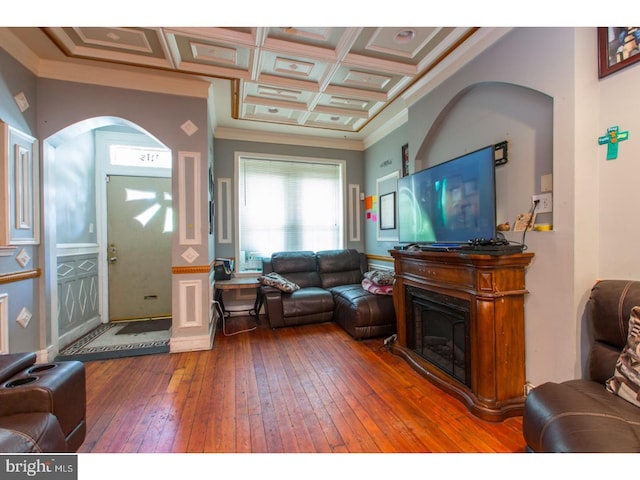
36, 26, 482, 134
174, 35, 251, 70
259, 51, 329, 83
266, 27, 346, 49
55, 27, 166, 59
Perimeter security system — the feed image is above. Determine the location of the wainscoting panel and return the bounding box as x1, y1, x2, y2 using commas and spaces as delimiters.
57, 253, 99, 338
177, 279, 202, 329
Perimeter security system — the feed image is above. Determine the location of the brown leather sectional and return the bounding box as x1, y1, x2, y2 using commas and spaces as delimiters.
0, 352, 86, 452
523, 280, 640, 452
260, 249, 396, 339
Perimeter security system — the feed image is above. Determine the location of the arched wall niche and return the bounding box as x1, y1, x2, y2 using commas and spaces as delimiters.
413, 81, 554, 234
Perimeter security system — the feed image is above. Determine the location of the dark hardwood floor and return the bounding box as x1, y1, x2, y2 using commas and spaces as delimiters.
78, 317, 527, 454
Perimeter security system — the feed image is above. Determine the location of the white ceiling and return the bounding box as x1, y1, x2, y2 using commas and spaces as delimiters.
5, 26, 511, 145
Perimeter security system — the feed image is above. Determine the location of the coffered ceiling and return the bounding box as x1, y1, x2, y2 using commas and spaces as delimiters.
5, 26, 514, 143
38, 27, 479, 130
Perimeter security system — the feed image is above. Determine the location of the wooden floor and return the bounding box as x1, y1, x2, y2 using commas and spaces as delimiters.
78, 317, 527, 453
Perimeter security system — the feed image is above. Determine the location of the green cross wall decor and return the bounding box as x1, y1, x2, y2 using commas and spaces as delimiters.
598, 125, 629, 160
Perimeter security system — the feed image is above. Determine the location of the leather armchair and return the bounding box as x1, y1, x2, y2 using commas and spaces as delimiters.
522, 280, 640, 452
0, 352, 86, 452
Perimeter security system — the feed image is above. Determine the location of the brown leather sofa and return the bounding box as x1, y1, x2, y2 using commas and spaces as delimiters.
261, 249, 396, 339
522, 279, 640, 452
0, 352, 86, 452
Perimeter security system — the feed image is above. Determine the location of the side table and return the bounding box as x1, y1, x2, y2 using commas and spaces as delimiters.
213, 277, 263, 323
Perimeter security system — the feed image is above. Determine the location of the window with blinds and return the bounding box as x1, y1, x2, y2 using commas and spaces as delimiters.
237, 155, 344, 272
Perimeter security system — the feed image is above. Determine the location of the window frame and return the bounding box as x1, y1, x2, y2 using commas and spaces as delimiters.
233, 151, 347, 273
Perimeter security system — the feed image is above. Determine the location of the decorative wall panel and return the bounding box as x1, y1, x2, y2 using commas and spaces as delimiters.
57, 254, 99, 336
178, 151, 202, 245
0, 294, 8, 354
0, 121, 39, 245
178, 279, 202, 328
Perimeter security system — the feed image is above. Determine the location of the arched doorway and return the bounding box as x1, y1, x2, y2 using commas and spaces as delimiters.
43, 117, 172, 354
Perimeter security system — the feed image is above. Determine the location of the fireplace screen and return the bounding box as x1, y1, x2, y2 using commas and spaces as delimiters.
406, 287, 471, 387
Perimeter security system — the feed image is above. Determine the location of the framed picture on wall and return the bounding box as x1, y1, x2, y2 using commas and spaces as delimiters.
401, 144, 409, 177
376, 171, 399, 241
0, 121, 39, 246
379, 192, 396, 230
598, 27, 640, 78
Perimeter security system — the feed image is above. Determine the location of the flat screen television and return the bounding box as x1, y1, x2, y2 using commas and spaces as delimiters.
397, 145, 496, 245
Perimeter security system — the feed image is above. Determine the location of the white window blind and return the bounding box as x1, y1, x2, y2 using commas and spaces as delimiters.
238, 156, 343, 272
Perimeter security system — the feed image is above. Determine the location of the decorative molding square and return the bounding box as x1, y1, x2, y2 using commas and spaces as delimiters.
181, 247, 199, 263
15, 248, 31, 268
16, 306, 32, 328
180, 120, 198, 136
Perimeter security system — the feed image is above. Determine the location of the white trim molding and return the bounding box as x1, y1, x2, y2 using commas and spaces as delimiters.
178, 151, 202, 245
216, 177, 232, 244
0, 294, 8, 354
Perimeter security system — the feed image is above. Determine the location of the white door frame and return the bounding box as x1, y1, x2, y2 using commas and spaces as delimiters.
95, 130, 171, 323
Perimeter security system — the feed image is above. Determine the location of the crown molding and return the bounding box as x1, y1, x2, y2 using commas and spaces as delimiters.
403, 27, 513, 107
0, 28, 41, 73
37, 59, 211, 98
362, 107, 408, 150
214, 126, 365, 151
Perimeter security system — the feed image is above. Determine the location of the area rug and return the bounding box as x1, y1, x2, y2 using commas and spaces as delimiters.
116, 318, 171, 335
56, 319, 171, 362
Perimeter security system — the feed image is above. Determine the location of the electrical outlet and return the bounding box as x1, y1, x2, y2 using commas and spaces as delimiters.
532, 192, 552, 213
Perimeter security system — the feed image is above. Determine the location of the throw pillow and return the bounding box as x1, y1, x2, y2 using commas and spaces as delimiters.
606, 305, 640, 407
362, 278, 393, 296
364, 269, 395, 286
258, 272, 300, 293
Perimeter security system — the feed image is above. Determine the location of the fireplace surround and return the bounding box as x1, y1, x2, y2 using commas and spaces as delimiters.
390, 249, 534, 421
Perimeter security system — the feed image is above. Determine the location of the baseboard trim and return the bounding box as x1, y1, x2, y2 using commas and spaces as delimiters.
169, 329, 215, 353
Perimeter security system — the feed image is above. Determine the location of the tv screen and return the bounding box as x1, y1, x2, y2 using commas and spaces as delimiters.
397, 145, 496, 244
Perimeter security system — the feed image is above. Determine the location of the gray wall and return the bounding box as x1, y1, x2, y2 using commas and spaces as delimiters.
401, 27, 589, 386
363, 125, 408, 257
0, 47, 41, 353
55, 131, 97, 245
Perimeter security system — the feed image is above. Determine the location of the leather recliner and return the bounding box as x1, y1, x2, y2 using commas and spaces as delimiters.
0, 352, 86, 453
522, 280, 640, 452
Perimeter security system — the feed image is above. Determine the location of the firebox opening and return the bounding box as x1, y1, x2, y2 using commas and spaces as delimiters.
405, 286, 471, 387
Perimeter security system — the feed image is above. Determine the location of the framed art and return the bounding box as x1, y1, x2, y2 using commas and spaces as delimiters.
401, 143, 409, 177
0, 121, 39, 245
376, 171, 399, 241
379, 192, 396, 230
598, 27, 640, 78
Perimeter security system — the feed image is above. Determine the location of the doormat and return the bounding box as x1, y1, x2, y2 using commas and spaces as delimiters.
116, 318, 172, 335
56, 321, 170, 362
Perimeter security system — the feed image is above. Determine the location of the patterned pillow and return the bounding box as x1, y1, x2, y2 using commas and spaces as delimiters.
364, 269, 395, 286
606, 306, 640, 407
258, 272, 300, 293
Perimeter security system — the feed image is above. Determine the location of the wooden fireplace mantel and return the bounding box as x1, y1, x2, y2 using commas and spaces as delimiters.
390, 249, 534, 422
